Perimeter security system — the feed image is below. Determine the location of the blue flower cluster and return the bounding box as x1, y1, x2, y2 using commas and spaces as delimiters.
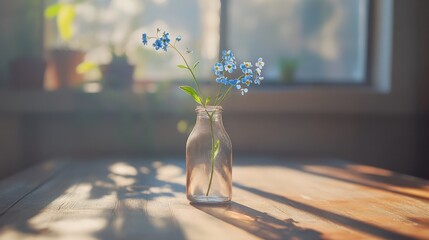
153, 32, 170, 51
141, 30, 182, 52
142, 29, 265, 97
212, 50, 264, 95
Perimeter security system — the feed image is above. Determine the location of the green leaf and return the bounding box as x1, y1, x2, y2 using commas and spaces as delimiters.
213, 140, 220, 159
192, 61, 200, 70
44, 3, 62, 19
205, 97, 211, 106
177, 65, 188, 69
179, 86, 203, 105
76, 61, 98, 74
57, 4, 76, 41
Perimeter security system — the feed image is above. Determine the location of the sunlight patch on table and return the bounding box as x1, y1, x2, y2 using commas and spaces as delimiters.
109, 162, 138, 176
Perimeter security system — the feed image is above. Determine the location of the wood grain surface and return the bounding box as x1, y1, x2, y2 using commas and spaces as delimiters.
0, 158, 428, 240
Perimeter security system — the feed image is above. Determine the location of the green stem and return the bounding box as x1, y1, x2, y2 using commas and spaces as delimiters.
205, 110, 216, 196
214, 85, 223, 106
205, 81, 237, 196
214, 74, 244, 106
217, 85, 233, 106
169, 44, 204, 104
166, 42, 217, 196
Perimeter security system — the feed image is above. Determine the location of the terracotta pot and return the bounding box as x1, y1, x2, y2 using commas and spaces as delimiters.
49, 49, 84, 88
9, 57, 46, 89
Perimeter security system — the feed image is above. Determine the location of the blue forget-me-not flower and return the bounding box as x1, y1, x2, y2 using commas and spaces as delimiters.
243, 68, 253, 80
212, 63, 224, 76
254, 76, 264, 85
224, 61, 236, 73
142, 33, 148, 45
240, 62, 252, 70
255, 58, 265, 69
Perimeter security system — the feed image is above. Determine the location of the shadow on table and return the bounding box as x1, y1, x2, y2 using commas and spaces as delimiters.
1, 158, 426, 240
235, 159, 429, 202
0, 159, 187, 240
234, 182, 419, 240
288, 162, 429, 202
89, 160, 187, 240
192, 201, 322, 240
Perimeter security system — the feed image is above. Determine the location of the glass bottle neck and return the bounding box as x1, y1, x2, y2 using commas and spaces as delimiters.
195, 106, 223, 122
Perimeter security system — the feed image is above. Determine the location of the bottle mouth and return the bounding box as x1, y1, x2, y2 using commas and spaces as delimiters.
195, 105, 223, 112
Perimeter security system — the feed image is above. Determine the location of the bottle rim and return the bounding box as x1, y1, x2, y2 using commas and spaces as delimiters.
195, 105, 223, 112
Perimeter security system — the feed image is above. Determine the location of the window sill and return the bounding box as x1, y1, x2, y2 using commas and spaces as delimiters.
0, 85, 415, 116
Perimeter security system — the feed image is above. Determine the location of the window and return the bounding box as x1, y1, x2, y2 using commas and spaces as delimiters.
226, 0, 369, 84
44, 0, 370, 85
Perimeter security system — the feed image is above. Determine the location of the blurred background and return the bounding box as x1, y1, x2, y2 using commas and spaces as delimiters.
0, 0, 428, 179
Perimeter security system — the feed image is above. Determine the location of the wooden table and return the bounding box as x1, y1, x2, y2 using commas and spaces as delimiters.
0, 158, 428, 240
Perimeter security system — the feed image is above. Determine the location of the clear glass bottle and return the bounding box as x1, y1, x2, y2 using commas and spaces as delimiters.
186, 106, 232, 204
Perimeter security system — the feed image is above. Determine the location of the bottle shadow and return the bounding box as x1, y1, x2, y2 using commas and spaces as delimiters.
191, 201, 323, 240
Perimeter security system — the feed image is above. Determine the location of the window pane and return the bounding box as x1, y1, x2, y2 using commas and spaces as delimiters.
45, 0, 221, 82
227, 0, 369, 83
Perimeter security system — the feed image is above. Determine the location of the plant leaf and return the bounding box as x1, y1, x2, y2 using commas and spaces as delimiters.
213, 140, 220, 159
57, 4, 76, 41
192, 61, 200, 70
177, 65, 188, 69
205, 97, 211, 106
44, 3, 62, 19
179, 86, 203, 105
76, 61, 98, 74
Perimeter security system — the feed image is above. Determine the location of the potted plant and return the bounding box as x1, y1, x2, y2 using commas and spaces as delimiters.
100, 53, 134, 89
76, 44, 135, 90
44, 1, 84, 88
279, 58, 298, 84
